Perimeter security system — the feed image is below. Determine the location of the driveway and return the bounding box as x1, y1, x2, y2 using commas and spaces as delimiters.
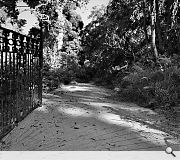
1, 83, 179, 151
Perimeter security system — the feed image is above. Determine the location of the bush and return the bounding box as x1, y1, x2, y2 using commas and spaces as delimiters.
42, 62, 94, 91
116, 63, 180, 112
75, 67, 91, 82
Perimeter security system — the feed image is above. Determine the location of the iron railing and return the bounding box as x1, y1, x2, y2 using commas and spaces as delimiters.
0, 26, 42, 139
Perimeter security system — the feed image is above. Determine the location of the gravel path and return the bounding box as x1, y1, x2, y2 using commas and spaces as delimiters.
1, 83, 179, 151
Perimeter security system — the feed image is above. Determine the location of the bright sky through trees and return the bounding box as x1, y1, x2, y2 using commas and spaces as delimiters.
17, 1, 38, 34
17, 0, 110, 34
76, 0, 110, 25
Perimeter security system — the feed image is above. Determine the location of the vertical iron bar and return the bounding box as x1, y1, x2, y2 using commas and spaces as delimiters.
20, 35, 25, 118
39, 21, 43, 105
30, 38, 33, 110
4, 30, 9, 133
29, 39, 32, 110
12, 33, 16, 126
16, 35, 21, 122
0, 29, 4, 136
9, 33, 12, 129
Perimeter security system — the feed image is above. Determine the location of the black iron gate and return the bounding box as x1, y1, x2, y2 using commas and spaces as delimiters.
0, 26, 43, 139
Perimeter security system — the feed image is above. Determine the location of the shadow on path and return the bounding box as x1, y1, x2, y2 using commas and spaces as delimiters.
1, 83, 179, 151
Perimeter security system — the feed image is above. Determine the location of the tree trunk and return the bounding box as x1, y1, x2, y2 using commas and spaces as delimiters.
151, 0, 158, 59
171, 0, 179, 28
143, 0, 148, 45
56, 7, 65, 51
164, 0, 174, 29
155, 0, 163, 53
56, 0, 68, 51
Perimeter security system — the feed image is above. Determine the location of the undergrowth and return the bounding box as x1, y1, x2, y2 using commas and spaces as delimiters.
114, 62, 180, 120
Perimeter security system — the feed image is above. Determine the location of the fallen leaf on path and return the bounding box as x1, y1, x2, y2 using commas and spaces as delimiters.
90, 138, 96, 141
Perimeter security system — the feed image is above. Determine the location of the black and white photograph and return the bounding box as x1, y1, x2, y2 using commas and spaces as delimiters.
0, 0, 180, 158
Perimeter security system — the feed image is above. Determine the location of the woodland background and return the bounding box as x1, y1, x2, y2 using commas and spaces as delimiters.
1, 0, 180, 122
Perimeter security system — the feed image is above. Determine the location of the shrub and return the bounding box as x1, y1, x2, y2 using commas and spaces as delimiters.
117, 63, 180, 112
42, 62, 93, 91
75, 67, 91, 82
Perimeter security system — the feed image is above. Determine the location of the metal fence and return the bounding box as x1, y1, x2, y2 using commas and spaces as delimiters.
0, 26, 43, 140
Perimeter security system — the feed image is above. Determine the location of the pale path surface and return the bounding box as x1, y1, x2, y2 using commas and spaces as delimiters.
1, 83, 180, 151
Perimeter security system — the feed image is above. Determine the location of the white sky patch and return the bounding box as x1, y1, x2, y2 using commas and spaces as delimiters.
76, 0, 110, 26
17, 1, 38, 34
18, 11, 38, 34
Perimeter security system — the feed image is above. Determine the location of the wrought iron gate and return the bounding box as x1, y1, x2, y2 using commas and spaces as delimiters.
0, 26, 43, 139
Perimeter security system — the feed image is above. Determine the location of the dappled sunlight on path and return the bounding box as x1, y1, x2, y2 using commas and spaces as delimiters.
42, 83, 179, 149
1, 83, 179, 151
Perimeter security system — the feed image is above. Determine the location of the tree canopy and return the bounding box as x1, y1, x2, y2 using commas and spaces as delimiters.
80, 0, 180, 73
1, 0, 180, 115
79, 0, 180, 116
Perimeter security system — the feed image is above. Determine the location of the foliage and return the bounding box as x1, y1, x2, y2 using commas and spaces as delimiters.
0, 0, 19, 18
88, 4, 106, 21
79, 0, 180, 115
42, 62, 90, 91
81, 0, 180, 73
117, 60, 180, 113
0, 6, 27, 32
0, 0, 89, 89
2, 0, 180, 116
22, 0, 88, 87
